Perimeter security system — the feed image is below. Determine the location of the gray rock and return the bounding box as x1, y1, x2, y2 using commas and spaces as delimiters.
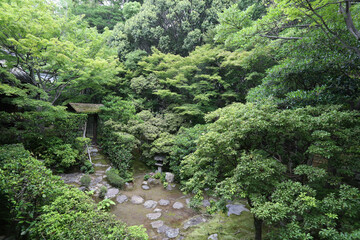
78, 186, 86, 191
177, 237, 185, 240
173, 202, 184, 209
208, 234, 218, 240
159, 199, 170, 206
165, 172, 175, 183
116, 195, 128, 203
146, 212, 161, 220
147, 177, 161, 186
144, 200, 158, 209
226, 204, 249, 216
142, 185, 150, 190
165, 228, 179, 239
131, 195, 144, 204
183, 216, 207, 229
185, 198, 190, 205
151, 220, 164, 229
157, 225, 171, 234
166, 184, 173, 191
142, 181, 148, 185
202, 199, 211, 207
154, 208, 162, 212
106, 188, 119, 198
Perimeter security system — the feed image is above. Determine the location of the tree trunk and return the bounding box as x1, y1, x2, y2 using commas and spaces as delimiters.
254, 216, 263, 240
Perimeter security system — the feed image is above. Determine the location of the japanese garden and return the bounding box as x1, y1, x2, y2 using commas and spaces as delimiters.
1, 0, 360, 239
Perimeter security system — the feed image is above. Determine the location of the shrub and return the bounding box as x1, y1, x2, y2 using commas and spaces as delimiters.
81, 160, 94, 174
99, 186, 107, 199
144, 174, 150, 181
153, 172, 161, 179
97, 199, 115, 211
163, 182, 168, 189
0, 144, 148, 240
80, 174, 91, 188
44, 143, 79, 171
106, 168, 125, 188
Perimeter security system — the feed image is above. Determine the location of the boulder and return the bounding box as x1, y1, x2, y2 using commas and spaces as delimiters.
165, 172, 175, 183
148, 177, 161, 186
116, 195, 128, 203
146, 212, 161, 220
173, 202, 184, 209
144, 200, 158, 209
226, 204, 249, 216
151, 220, 164, 229
131, 195, 144, 204
159, 199, 170, 206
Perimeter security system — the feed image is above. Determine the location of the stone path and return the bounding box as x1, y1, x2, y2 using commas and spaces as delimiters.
60, 144, 249, 239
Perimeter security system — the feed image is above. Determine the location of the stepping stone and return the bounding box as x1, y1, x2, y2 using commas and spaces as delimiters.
202, 199, 211, 207
116, 195, 128, 203
183, 216, 207, 229
165, 228, 179, 239
142, 185, 150, 190
146, 212, 161, 220
208, 234, 218, 240
106, 188, 119, 199
157, 225, 172, 234
159, 199, 170, 206
226, 204, 249, 216
131, 195, 144, 204
154, 208, 162, 212
151, 220, 164, 229
173, 202, 184, 209
144, 200, 157, 209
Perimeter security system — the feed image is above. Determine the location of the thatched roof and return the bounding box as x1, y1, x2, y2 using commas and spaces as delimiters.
67, 103, 104, 114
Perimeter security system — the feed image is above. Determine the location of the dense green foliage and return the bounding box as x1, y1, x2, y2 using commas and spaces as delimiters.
0, 144, 147, 239
1, 0, 360, 239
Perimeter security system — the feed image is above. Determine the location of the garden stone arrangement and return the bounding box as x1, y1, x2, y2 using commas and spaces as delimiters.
60, 145, 249, 239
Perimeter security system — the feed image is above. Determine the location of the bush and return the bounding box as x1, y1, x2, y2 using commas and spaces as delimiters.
106, 168, 125, 188
0, 144, 148, 240
44, 142, 80, 171
99, 186, 107, 199
80, 174, 91, 188
153, 172, 161, 179
97, 199, 115, 211
81, 160, 94, 174
144, 174, 150, 181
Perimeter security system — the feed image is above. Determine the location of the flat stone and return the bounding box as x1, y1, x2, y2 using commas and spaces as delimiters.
154, 208, 162, 212
159, 199, 170, 206
116, 195, 128, 203
144, 200, 157, 209
183, 216, 207, 229
151, 220, 164, 229
208, 234, 218, 240
173, 202, 184, 209
131, 195, 144, 204
146, 212, 161, 220
106, 188, 119, 198
142, 185, 150, 190
165, 228, 179, 239
157, 225, 172, 234
202, 199, 211, 207
226, 204, 249, 216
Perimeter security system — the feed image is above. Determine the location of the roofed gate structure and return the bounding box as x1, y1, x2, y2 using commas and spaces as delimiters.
66, 103, 104, 142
